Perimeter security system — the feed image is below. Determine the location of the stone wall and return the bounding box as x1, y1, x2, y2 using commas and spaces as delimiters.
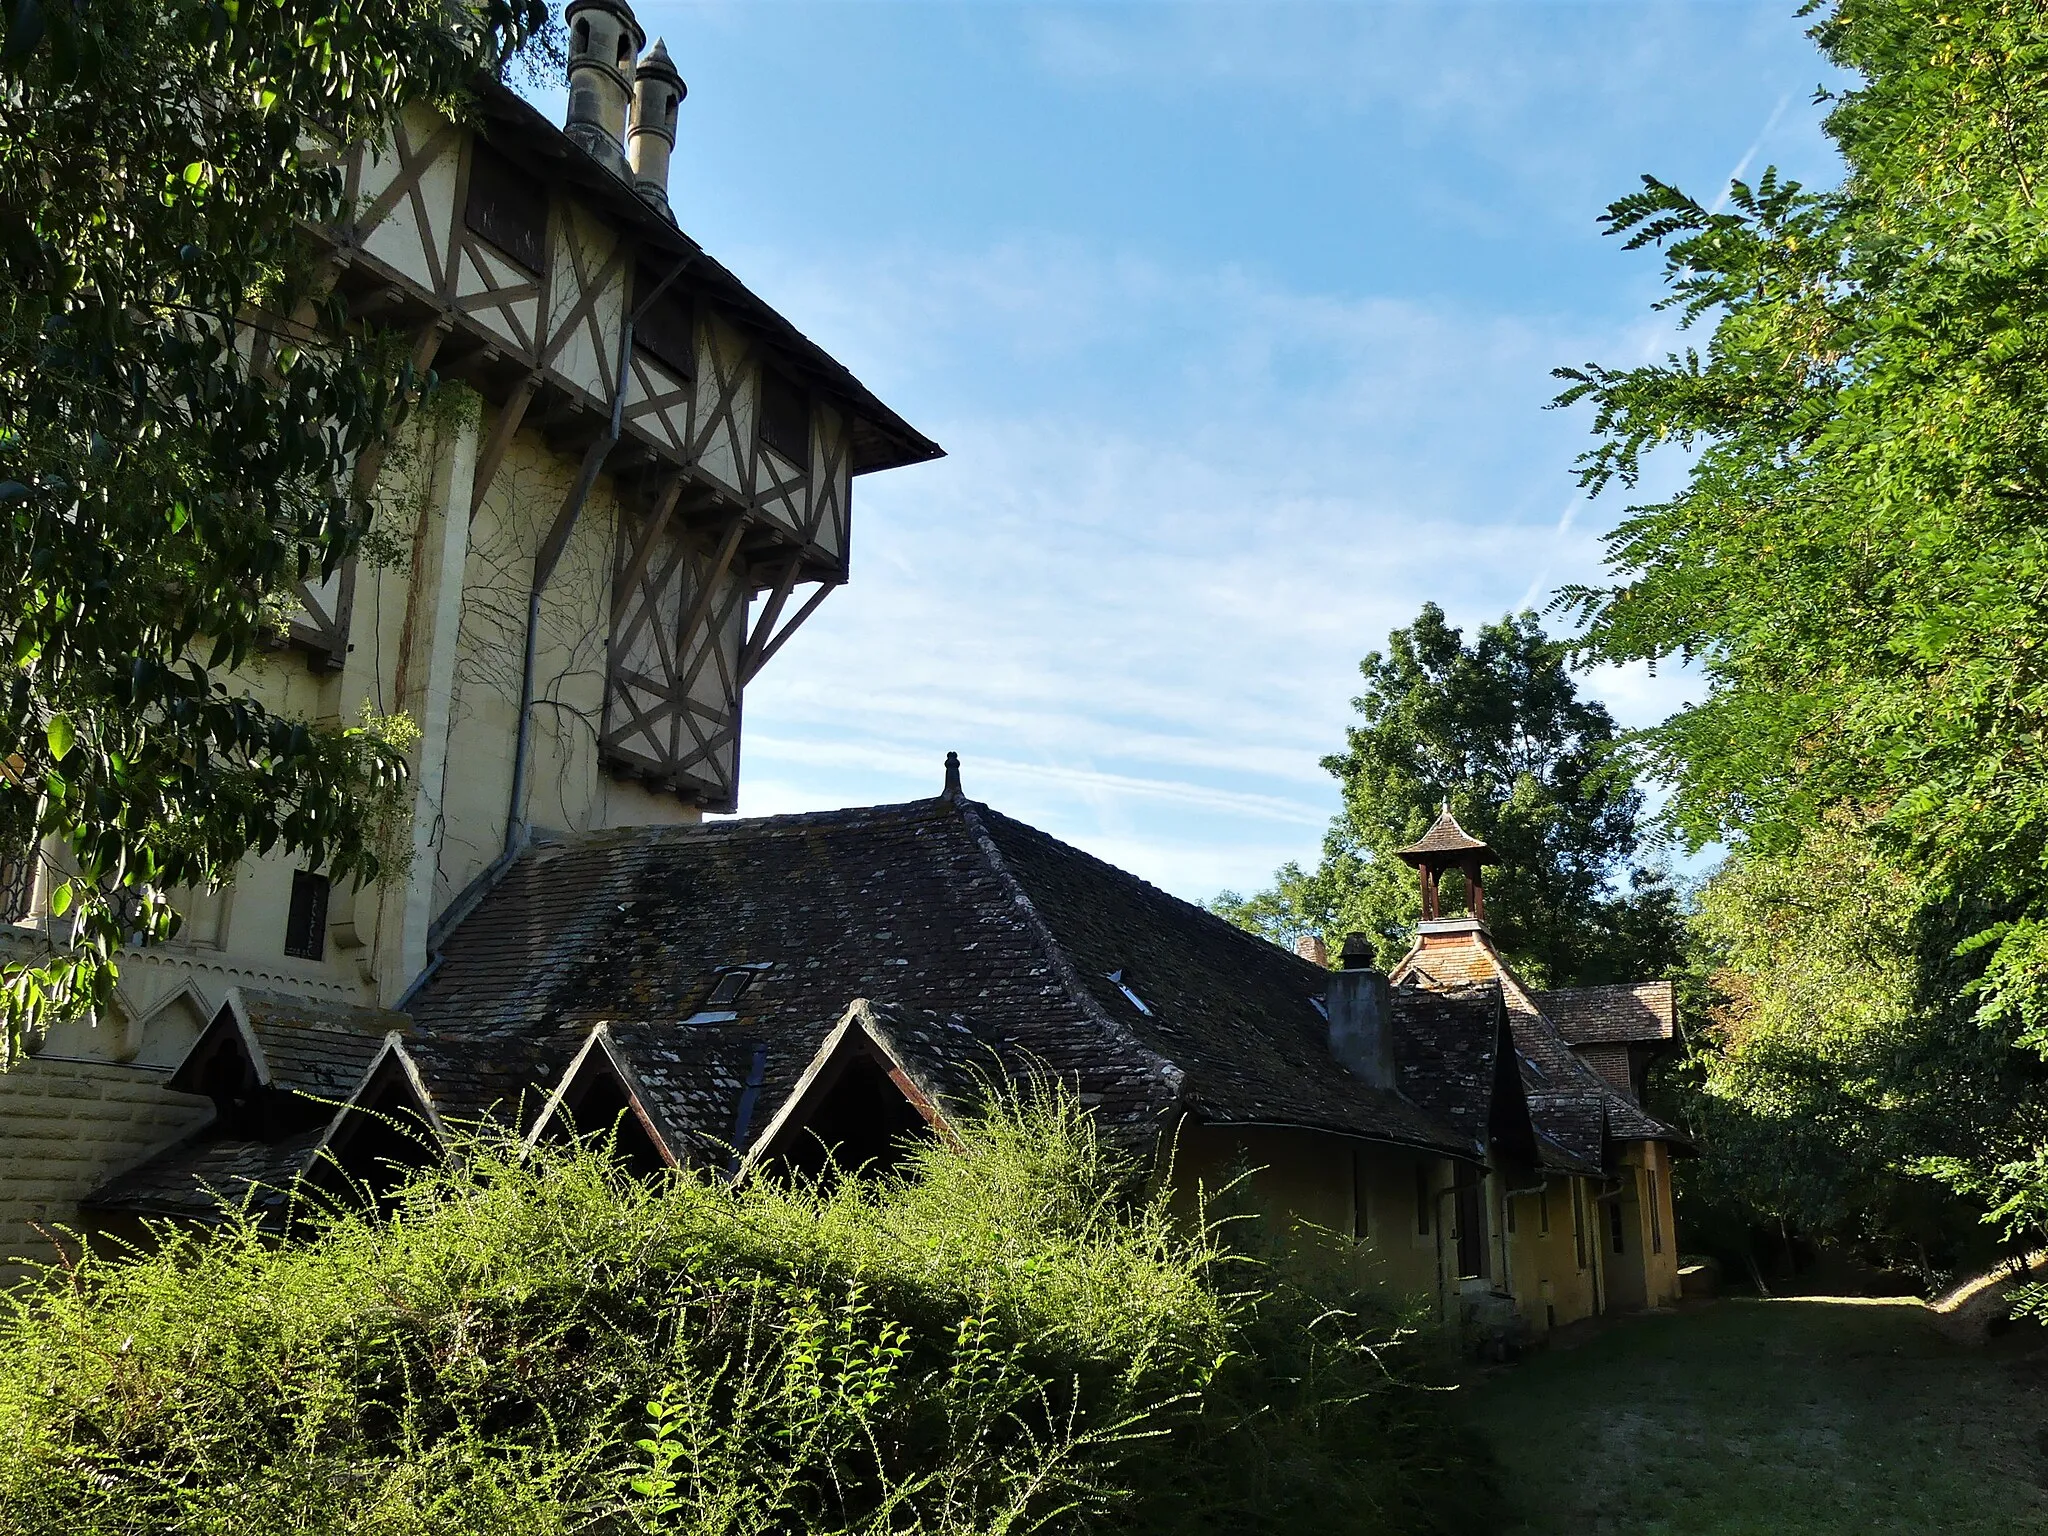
0, 1059, 211, 1284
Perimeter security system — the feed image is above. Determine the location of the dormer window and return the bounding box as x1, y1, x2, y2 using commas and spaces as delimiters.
707, 968, 754, 1007
758, 368, 809, 468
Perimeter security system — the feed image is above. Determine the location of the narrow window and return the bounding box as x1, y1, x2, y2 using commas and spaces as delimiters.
464, 138, 549, 275
1649, 1169, 1664, 1255
0, 847, 34, 922
1608, 1200, 1626, 1255
1539, 1185, 1551, 1236
1352, 1146, 1369, 1243
1571, 1181, 1587, 1270
284, 871, 329, 960
1505, 1192, 1517, 1235
1414, 1163, 1431, 1236
634, 265, 695, 380
758, 367, 810, 468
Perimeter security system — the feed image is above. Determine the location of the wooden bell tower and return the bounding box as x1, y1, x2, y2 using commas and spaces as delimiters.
1393, 809, 1499, 924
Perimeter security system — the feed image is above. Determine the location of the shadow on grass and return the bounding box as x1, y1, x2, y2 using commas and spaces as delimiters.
1459, 1297, 2048, 1536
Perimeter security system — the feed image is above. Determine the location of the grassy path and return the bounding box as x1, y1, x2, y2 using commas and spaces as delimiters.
1460, 1297, 2048, 1535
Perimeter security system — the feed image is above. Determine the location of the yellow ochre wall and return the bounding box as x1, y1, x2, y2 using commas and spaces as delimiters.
1166, 1122, 1458, 1312
0, 402, 699, 1280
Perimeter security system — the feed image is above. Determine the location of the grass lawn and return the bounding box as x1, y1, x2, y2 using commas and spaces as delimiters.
1459, 1297, 2048, 1536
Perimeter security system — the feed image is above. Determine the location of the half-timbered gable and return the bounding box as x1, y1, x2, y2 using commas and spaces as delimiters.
0, 8, 940, 1279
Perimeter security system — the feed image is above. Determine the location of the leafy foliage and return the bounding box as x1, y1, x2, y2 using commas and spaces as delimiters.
1657, 820, 2048, 1282
1215, 604, 1683, 985
0, 1098, 1500, 1535
1554, 0, 2048, 1039
1557, 0, 2048, 1279
0, 0, 545, 1054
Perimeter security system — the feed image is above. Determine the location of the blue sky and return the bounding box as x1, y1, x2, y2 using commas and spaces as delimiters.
525, 1, 1844, 901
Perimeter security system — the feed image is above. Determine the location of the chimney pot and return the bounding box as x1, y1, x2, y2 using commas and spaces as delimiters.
629, 39, 685, 219
564, 0, 644, 179
1340, 931, 1377, 970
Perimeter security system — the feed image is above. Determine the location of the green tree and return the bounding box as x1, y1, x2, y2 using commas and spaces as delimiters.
1555, 0, 2048, 1044
0, 0, 546, 1054
1216, 603, 1684, 985
1555, 0, 2048, 1264
1663, 818, 2047, 1283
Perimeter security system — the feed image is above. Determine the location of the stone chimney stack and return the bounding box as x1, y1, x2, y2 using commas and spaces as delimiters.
564, 0, 645, 180
629, 40, 685, 219
1325, 932, 1396, 1091
1294, 933, 1329, 967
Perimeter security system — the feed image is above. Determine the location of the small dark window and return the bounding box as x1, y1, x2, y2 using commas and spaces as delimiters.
1414, 1164, 1431, 1237
1538, 1186, 1551, 1236
1572, 1182, 1588, 1270
707, 969, 754, 1007
1649, 1170, 1664, 1255
0, 848, 34, 922
464, 138, 548, 275
572, 17, 589, 53
284, 870, 329, 960
634, 265, 694, 379
1608, 1200, 1626, 1255
1505, 1193, 1517, 1235
758, 368, 810, 468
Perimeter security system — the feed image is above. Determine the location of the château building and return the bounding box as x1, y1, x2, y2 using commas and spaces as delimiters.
0, 0, 938, 1270
0, 11, 1686, 1333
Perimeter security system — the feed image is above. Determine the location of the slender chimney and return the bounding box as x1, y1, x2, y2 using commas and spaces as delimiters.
1325, 932, 1395, 1090
630, 40, 685, 219
564, 0, 644, 179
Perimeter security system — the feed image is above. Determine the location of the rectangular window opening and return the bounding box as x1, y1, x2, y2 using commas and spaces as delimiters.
1415, 1163, 1432, 1237
1572, 1181, 1588, 1271
464, 137, 549, 274
0, 848, 35, 923
284, 870, 329, 961
1505, 1192, 1517, 1235
1608, 1199, 1626, 1255
1649, 1169, 1664, 1255
1539, 1185, 1551, 1236
634, 264, 695, 380
758, 367, 810, 468
707, 968, 755, 1007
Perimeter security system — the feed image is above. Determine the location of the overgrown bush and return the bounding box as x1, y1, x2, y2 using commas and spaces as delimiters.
0, 1096, 1498, 1535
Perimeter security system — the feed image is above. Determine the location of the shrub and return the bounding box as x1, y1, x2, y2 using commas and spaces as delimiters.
0, 1095, 1499, 1535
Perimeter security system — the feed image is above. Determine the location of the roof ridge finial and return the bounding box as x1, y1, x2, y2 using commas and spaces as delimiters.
942, 750, 963, 801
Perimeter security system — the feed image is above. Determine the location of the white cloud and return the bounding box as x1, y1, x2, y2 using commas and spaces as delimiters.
720, 233, 1692, 899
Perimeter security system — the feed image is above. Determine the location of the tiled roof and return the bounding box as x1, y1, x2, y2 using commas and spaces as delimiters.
403, 795, 1473, 1158
82, 1130, 325, 1225
1394, 812, 1496, 864
237, 989, 403, 1100
1535, 982, 1676, 1045
973, 806, 1465, 1152
102, 794, 1512, 1218
1392, 927, 1687, 1166
1388, 981, 1505, 1155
